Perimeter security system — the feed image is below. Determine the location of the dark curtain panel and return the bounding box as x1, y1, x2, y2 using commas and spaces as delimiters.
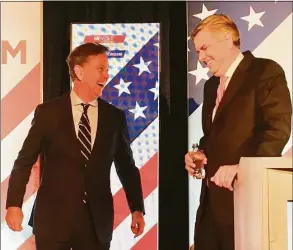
43, 2, 188, 249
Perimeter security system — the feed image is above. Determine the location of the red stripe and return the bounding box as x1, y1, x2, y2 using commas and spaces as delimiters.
113, 152, 158, 229
1, 161, 40, 222
131, 224, 157, 250
1, 63, 41, 140
17, 235, 36, 250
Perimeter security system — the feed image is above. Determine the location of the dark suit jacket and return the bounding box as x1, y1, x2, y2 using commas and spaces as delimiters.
194, 51, 292, 241
6, 93, 145, 243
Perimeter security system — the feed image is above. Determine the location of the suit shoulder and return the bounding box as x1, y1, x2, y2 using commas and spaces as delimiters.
99, 98, 125, 116
205, 76, 216, 85
36, 93, 69, 112
204, 76, 216, 90
203, 75, 218, 95
253, 57, 288, 93
253, 57, 285, 77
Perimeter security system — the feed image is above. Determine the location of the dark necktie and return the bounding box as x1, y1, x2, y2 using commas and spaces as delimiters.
78, 104, 91, 161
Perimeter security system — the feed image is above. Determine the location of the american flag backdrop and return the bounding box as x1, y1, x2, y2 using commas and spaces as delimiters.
187, 1, 293, 246
72, 23, 159, 250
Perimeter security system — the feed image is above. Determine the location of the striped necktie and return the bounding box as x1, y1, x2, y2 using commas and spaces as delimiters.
78, 104, 91, 161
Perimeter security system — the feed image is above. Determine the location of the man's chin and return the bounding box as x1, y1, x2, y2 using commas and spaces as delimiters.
209, 69, 217, 76
94, 91, 103, 98
210, 68, 221, 77
89, 91, 101, 100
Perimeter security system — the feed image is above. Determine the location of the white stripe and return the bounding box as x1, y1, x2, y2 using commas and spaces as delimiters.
188, 176, 202, 245
81, 150, 89, 160
283, 132, 292, 155
188, 104, 203, 150
1, 193, 36, 250
110, 118, 159, 195
1, 112, 34, 182
188, 105, 204, 245
78, 129, 91, 146
79, 123, 90, 135
111, 188, 158, 250
78, 137, 91, 154
82, 114, 90, 125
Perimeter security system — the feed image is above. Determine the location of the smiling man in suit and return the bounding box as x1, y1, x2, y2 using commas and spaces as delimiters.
5, 43, 145, 250
185, 14, 292, 250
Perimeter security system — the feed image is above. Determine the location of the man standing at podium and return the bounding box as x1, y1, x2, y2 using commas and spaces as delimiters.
185, 14, 292, 250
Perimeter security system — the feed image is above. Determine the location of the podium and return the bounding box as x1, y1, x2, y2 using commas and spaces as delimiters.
234, 157, 293, 250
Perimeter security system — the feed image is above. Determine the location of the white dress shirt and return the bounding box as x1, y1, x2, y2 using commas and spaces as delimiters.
212, 52, 244, 121
70, 90, 98, 149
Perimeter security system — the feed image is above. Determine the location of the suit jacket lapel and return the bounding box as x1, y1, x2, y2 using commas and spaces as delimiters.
213, 51, 254, 123
59, 93, 84, 163
89, 98, 108, 162
202, 76, 219, 134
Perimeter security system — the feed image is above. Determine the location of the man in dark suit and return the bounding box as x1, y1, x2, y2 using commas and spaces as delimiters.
5, 43, 145, 250
185, 14, 292, 250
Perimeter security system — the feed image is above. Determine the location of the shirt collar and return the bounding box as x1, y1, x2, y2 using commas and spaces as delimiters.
70, 90, 98, 107
224, 52, 244, 78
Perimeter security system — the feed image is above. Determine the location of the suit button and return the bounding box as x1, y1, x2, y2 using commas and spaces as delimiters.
83, 199, 87, 204
84, 192, 87, 196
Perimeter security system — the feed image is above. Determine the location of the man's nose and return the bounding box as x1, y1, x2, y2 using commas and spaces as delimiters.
104, 71, 109, 81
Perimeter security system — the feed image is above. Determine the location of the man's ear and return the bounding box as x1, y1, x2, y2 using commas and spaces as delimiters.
223, 32, 233, 49
74, 65, 83, 81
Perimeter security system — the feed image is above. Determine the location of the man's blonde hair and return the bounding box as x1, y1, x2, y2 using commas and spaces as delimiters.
191, 14, 240, 48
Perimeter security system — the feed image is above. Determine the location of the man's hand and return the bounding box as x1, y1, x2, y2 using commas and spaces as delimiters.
210, 164, 238, 191
131, 211, 145, 238
185, 151, 207, 176
6, 207, 24, 231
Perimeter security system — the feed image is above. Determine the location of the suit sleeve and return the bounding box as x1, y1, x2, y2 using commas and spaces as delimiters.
114, 111, 145, 214
198, 136, 207, 151
198, 78, 213, 152
255, 63, 292, 156
6, 105, 44, 208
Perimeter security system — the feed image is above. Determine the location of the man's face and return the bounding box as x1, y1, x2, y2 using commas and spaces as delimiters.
193, 28, 231, 77
77, 53, 109, 98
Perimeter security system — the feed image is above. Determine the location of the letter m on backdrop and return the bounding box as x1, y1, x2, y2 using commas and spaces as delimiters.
2, 40, 26, 64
